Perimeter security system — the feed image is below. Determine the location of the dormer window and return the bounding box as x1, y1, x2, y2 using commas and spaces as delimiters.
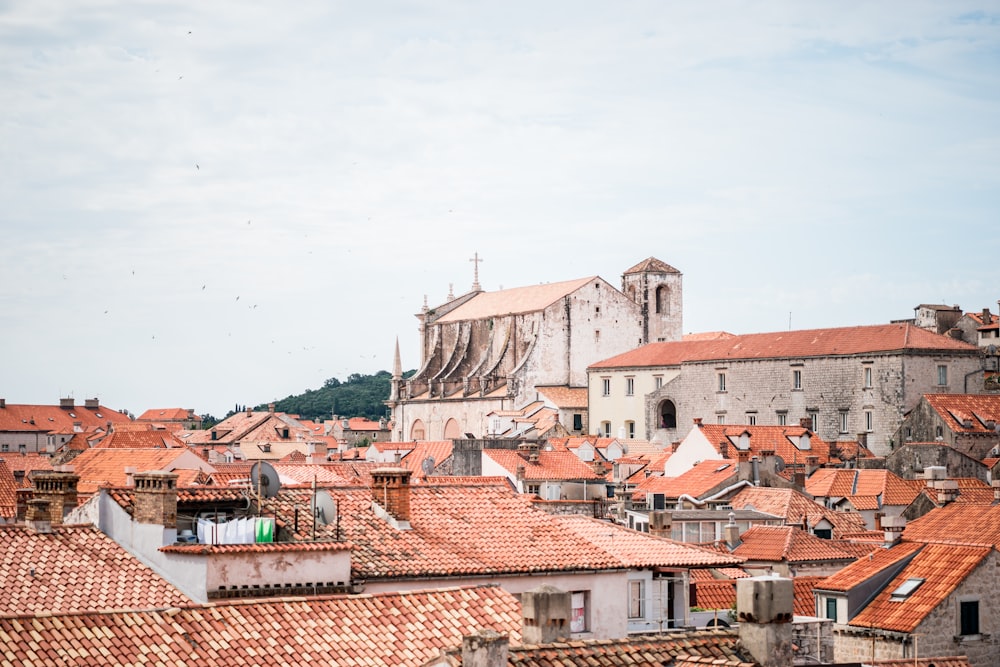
890, 578, 925, 601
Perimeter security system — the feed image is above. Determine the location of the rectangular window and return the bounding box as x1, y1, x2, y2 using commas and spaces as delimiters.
572, 413, 583, 431
865, 411, 873, 433
625, 377, 635, 396
864, 366, 873, 388
777, 412, 787, 426
717, 415, 726, 425
938, 364, 948, 386
792, 369, 802, 390
654, 375, 663, 389
0, 444, 7, 453
571, 591, 589, 633
601, 421, 611, 437
825, 597, 837, 621
718, 372, 727, 392
595, 329, 601, 342
602, 378, 611, 397
626, 420, 635, 439
840, 411, 849, 434
526, 483, 540, 496
960, 599, 980, 636
808, 411, 818, 431
747, 413, 757, 426
628, 580, 645, 619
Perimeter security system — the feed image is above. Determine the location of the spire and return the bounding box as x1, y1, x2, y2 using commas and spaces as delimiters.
469, 252, 483, 292
392, 337, 402, 380
447, 283, 455, 301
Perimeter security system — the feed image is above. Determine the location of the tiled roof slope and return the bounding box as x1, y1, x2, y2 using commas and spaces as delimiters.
0, 460, 15, 518
3, 453, 55, 486
924, 393, 1000, 434
553, 514, 743, 568
732, 526, 862, 564
501, 631, 754, 667
589, 323, 976, 369
0, 525, 191, 614
806, 469, 923, 507
435, 276, 597, 323
266, 481, 716, 580
792, 576, 826, 616
623, 257, 682, 275
67, 448, 211, 495
695, 424, 831, 466
534, 385, 588, 408
485, 448, 602, 481
727, 487, 867, 537
94, 429, 187, 449
0, 401, 129, 434
817, 541, 924, 592
137, 408, 195, 421
848, 543, 992, 633
0, 585, 521, 667
902, 503, 1000, 546
631, 459, 738, 500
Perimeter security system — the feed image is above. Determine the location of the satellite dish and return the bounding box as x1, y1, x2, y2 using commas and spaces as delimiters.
420, 456, 436, 476
250, 461, 281, 499
310, 490, 337, 526
774, 458, 786, 473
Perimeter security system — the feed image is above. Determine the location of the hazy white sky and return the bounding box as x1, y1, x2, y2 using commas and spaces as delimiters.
2, 1, 998, 419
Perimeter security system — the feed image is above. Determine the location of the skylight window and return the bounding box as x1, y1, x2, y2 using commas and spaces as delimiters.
715, 464, 731, 472
69, 412, 76, 418
890, 578, 925, 600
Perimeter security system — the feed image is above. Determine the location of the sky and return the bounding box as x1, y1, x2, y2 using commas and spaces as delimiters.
2, 1, 999, 419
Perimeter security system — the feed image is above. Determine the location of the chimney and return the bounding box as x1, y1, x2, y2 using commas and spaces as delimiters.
933, 479, 959, 505
984, 307, 992, 324
805, 455, 820, 474
693, 417, 703, 427
737, 576, 794, 667
648, 510, 672, 538
133, 471, 178, 528
518, 442, 540, 463
26, 498, 53, 534
724, 512, 741, 549
719, 440, 729, 459
461, 629, 509, 667
15, 488, 31, 521
371, 467, 412, 527
31, 471, 79, 524
882, 515, 906, 547
84, 398, 99, 409
521, 585, 571, 645
124, 466, 137, 486
307, 441, 327, 464
751, 456, 760, 486
268, 403, 275, 414
0, 398, 5, 408
59, 397, 74, 409
799, 417, 811, 429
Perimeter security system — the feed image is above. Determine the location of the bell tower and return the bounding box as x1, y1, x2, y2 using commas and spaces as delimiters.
621, 257, 683, 343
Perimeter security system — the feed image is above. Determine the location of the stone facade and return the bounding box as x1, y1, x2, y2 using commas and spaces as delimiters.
894, 395, 1000, 461
388, 259, 683, 442
881, 443, 989, 482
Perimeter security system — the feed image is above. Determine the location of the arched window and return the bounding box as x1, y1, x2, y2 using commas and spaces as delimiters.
659, 400, 677, 429
655, 286, 670, 315
444, 418, 461, 440
410, 419, 426, 441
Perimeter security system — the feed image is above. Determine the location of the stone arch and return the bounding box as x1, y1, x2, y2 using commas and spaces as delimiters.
655, 285, 670, 315
443, 418, 462, 440
658, 399, 677, 429
410, 419, 426, 441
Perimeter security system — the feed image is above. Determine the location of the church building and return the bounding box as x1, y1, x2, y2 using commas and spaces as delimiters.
386, 257, 682, 441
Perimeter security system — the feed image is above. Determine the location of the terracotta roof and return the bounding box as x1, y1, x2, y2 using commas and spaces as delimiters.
553, 514, 743, 568
694, 424, 831, 467
923, 393, 1000, 434
435, 276, 598, 323
848, 543, 992, 633
66, 448, 214, 495
0, 460, 15, 518
0, 524, 191, 614
0, 452, 53, 487
792, 576, 826, 616
631, 459, 738, 501
817, 541, 924, 592
502, 631, 753, 667
682, 331, 737, 341
806, 469, 923, 508
589, 323, 977, 369
94, 429, 187, 449
727, 486, 867, 537
136, 408, 198, 422
262, 481, 653, 580
623, 257, 682, 275
0, 401, 130, 435
485, 448, 603, 481
0, 585, 521, 667
731, 526, 860, 564
400, 440, 453, 480
903, 503, 1000, 546
690, 580, 736, 610
534, 385, 589, 408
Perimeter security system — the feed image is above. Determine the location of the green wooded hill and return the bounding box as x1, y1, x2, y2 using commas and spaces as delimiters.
254, 370, 414, 422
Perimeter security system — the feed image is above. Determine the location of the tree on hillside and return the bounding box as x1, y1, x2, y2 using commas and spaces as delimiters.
256, 370, 414, 422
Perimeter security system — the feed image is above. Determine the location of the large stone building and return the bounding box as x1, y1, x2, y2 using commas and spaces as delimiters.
386, 258, 683, 442
588, 324, 985, 457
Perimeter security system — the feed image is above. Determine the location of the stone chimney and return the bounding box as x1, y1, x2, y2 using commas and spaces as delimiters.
693, 417, 703, 427
799, 417, 811, 429
268, 402, 275, 414
371, 467, 412, 527
737, 576, 794, 667
15, 487, 31, 522
124, 466, 137, 487
518, 442, 540, 463
648, 510, 672, 538
461, 629, 509, 667
133, 471, 178, 528
724, 512, 741, 549
984, 307, 992, 324
307, 441, 327, 464
933, 479, 959, 505
882, 515, 906, 547
992, 479, 1000, 504
719, 439, 729, 459
84, 398, 99, 409
32, 471, 79, 524
26, 498, 53, 534
59, 397, 75, 409
521, 584, 571, 644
